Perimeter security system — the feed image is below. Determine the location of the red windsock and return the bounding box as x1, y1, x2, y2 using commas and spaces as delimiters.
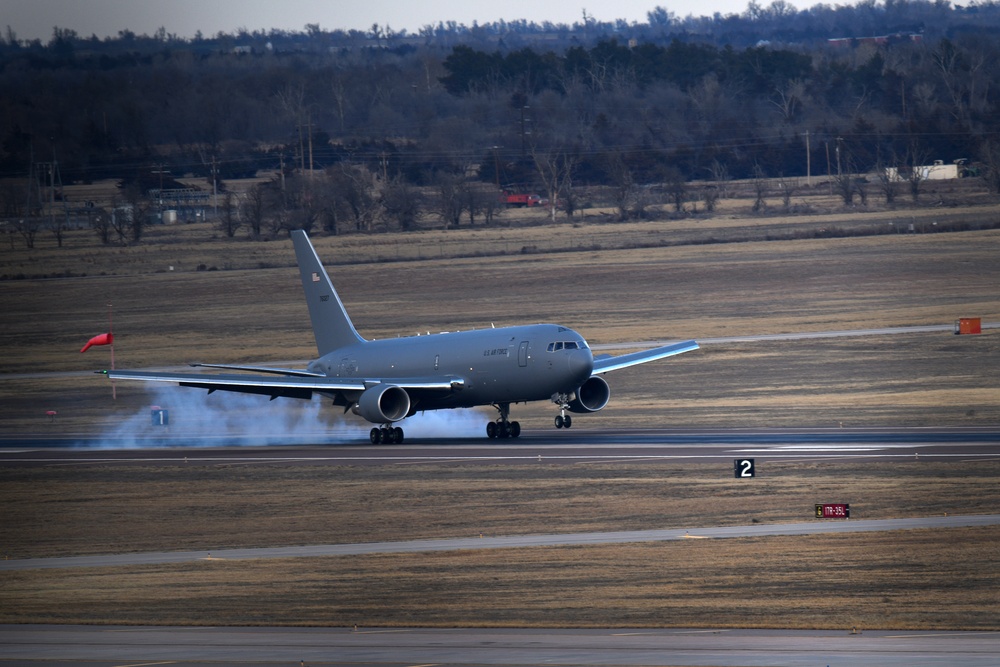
81, 332, 114, 353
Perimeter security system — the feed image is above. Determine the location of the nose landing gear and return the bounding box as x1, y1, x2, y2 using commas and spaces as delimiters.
554, 411, 573, 429
551, 394, 573, 429
487, 402, 521, 439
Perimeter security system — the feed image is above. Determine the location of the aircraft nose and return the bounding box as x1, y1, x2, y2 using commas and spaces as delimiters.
568, 349, 594, 382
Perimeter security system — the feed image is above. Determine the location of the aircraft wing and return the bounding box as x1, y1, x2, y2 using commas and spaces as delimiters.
103, 369, 464, 400
190, 362, 325, 377
591, 340, 699, 374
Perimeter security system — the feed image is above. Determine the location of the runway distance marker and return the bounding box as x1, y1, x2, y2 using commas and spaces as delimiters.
734, 458, 755, 478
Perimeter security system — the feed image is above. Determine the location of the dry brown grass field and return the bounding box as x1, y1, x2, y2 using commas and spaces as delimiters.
2, 461, 999, 629
2, 201, 998, 433
2, 193, 999, 629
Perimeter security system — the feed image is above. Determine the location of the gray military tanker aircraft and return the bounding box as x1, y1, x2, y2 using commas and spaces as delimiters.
105, 230, 698, 443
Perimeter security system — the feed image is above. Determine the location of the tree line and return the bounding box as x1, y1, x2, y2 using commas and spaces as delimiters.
1, 0, 1000, 244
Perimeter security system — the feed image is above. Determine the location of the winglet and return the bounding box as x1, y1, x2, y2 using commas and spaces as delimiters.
290, 230, 366, 356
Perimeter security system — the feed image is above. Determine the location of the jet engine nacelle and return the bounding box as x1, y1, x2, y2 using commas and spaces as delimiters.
567, 375, 611, 413
353, 383, 411, 423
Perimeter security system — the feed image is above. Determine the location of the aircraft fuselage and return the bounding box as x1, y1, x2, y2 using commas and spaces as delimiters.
309, 323, 594, 409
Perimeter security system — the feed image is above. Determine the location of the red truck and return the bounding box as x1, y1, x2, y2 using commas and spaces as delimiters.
503, 192, 548, 207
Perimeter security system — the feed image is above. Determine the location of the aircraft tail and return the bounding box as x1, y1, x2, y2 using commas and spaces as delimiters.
291, 230, 366, 356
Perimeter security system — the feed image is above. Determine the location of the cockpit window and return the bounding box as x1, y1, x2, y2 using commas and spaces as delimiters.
547, 340, 588, 352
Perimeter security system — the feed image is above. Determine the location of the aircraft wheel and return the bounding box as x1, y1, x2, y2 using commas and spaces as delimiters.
393, 427, 404, 444
370, 427, 382, 444
563, 415, 572, 429
510, 421, 521, 438
554, 415, 564, 429
486, 422, 498, 439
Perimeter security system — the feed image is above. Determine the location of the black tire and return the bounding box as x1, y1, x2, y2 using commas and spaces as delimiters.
370, 427, 381, 444
486, 422, 497, 439
393, 426, 404, 444
564, 415, 572, 429
510, 421, 521, 438
555, 415, 564, 429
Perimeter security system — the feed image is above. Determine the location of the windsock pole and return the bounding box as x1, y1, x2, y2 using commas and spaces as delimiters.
108, 302, 115, 399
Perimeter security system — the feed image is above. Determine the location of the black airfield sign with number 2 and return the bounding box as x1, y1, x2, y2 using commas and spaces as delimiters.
734, 458, 755, 478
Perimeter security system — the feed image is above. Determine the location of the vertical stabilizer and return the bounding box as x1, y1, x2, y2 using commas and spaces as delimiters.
291, 230, 366, 355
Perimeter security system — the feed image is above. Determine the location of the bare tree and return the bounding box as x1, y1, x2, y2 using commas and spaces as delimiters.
702, 186, 719, 212
532, 147, 577, 222
121, 184, 152, 243
240, 182, 269, 240
978, 139, 1000, 196
434, 172, 465, 228
461, 183, 503, 226
770, 79, 807, 124
831, 141, 864, 206
108, 195, 132, 246
90, 208, 113, 245
604, 152, 636, 221
274, 83, 312, 173
776, 175, 795, 210
325, 165, 381, 232
382, 177, 422, 231
14, 217, 40, 248
217, 191, 241, 237
751, 163, 768, 213
875, 149, 899, 205
663, 166, 687, 214
902, 144, 931, 203
709, 159, 731, 199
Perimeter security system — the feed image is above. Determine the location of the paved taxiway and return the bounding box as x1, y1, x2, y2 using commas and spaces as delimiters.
3, 512, 999, 571
2, 625, 999, 666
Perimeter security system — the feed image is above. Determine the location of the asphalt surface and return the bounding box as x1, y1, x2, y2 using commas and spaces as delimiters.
2, 425, 999, 463
2, 625, 998, 666
2, 512, 998, 572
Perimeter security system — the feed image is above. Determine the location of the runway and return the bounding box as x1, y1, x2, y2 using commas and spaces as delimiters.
3, 426, 999, 466
2, 625, 999, 666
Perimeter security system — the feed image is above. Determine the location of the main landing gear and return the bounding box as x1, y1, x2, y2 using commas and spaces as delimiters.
554, 411, 573, 429
486, 402, 521, 439
370, 425, 404, 444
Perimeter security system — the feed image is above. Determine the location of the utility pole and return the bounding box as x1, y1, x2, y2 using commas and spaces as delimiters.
825, 141, 833, 195
804, 130, 811, 187
307, 112, 314, 177
492, 146, 501, 188
279, 153, 286, 196
520, 106, 530, 155
211, 155, 218, 218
